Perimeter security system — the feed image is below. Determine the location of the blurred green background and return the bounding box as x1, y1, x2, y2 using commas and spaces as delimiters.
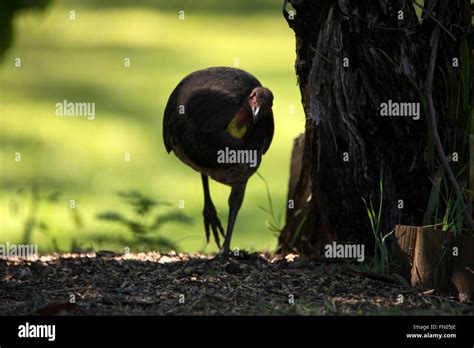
0, 0, 304, 254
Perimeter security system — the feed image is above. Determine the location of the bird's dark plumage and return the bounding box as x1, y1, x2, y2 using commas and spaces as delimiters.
163, 67, 274, 254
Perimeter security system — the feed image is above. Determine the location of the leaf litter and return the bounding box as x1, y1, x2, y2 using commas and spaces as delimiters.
0, 252, 471, 315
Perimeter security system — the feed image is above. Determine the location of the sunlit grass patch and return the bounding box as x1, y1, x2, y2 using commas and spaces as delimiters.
0, 0, 304, 253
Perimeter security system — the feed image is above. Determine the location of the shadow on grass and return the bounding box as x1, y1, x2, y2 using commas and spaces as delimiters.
77, 0, 280, 16
6, 47, 182, 121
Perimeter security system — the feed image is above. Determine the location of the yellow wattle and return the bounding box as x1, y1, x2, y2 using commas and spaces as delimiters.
227, 116, 248, 138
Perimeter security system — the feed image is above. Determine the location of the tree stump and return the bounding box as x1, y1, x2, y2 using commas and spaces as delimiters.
286, 133, 306, 212
451, 234, 474, 302
411, 228, 454, 293
391, 225, 418, 280
392, 225, 473, 301
279, 133, 314, 253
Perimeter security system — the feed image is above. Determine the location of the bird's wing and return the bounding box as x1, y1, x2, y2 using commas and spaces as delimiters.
184, 88, 243, 133
164, 67, 262, 150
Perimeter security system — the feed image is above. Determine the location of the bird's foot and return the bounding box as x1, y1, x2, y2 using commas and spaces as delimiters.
219, 245, 231, 256
212, 245, 231, 261
213, 252, 229, 261
203, 205, 225, 248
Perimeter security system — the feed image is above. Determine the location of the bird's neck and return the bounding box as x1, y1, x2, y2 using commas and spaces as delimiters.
227, 104, 252, 139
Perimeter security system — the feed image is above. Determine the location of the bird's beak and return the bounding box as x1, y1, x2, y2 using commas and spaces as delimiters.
252, 106, 261, 124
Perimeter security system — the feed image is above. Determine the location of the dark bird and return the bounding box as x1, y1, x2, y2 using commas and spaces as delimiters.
163, 67, 274, 255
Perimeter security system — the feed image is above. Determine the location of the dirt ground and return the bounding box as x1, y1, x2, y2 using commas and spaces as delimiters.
0, 251, 472, 315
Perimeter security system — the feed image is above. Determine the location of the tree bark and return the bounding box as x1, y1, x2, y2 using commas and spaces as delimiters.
391, 225, 418, 280
411, 227, 454, 292
280, 0, 472, 257
392, 225, 473, 300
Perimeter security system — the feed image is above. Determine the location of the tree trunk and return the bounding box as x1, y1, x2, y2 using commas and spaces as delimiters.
279, 0, 472, 257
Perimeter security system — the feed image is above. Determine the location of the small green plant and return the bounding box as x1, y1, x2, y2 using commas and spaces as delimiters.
256, 173, 284, 235
9, 183, 82, 250
420, 35, 473, 234
423, 164, 472, 235
361, 168, 393, 274
96, 190, 192, 251
380, 36, 473, 234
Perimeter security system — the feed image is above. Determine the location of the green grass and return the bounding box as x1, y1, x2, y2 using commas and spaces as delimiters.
0, 0, 304, 254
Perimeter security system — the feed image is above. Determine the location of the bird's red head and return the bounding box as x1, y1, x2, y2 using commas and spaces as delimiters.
248, 87, 273, 124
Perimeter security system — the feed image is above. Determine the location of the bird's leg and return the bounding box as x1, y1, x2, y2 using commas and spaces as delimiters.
220, 184, 246, 256
202, 174, 225, 248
